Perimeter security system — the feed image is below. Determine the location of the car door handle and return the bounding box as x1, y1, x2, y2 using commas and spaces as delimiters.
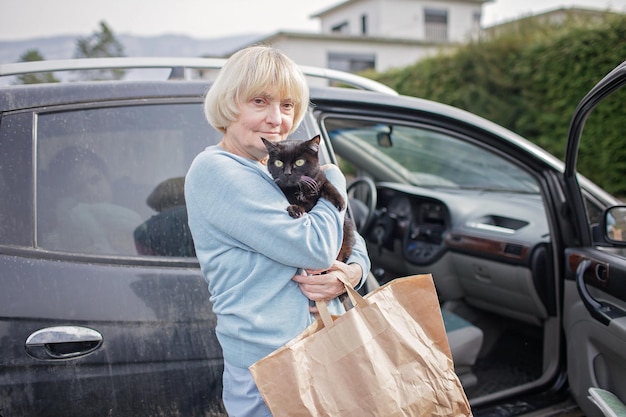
576, 259, 626, 326
25, 326, 103, 360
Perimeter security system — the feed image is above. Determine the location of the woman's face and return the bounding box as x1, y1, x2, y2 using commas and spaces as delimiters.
222, 87, 295, 161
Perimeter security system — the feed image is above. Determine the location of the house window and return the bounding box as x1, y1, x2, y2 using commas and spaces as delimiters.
331, 21, 349, 33
424, 8, 448, 42
328, 52, 376, 73
361, 14, 368, 35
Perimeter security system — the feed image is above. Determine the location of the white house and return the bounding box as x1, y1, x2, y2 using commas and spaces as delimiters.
313, 0, 485, 42
240, 0, 491, 73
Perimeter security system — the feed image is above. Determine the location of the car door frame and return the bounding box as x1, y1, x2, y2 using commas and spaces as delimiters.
561, 60, 626, 417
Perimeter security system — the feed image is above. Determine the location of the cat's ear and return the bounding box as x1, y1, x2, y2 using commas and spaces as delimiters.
307, 135, 321, 153
261, 137, 276, 151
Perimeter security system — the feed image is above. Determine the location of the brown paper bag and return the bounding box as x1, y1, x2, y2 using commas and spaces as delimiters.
249, 274, 472, 417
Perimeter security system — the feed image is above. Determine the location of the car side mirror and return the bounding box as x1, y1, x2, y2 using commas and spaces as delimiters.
604, 206, 626, 243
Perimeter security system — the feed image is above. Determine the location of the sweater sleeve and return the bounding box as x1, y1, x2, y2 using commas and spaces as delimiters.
185, 150, 346, 270
347, 230, 371, 289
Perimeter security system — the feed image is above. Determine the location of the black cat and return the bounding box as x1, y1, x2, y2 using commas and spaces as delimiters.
262, 135, 355, 263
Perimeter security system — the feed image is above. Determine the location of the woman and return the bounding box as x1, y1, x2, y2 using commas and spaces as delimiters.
185, 45, 370, 416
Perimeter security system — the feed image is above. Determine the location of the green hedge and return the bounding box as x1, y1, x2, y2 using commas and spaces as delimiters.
366, 14, 626, 195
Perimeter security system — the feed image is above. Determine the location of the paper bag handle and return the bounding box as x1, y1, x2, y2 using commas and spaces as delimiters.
316, 275, 367, 328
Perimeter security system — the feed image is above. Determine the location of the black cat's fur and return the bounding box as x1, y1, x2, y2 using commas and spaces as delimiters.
262, 135, 355, 263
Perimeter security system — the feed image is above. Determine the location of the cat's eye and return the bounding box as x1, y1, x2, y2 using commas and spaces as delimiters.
274, 160, 284, 167
294, 159, 306, 167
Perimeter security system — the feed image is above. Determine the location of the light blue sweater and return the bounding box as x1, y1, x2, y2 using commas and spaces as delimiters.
185, 145, 371, 369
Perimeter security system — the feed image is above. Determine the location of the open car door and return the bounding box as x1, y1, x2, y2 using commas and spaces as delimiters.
562, 60, 626, 417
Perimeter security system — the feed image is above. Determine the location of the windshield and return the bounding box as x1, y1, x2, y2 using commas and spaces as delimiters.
326, 119, 539, 193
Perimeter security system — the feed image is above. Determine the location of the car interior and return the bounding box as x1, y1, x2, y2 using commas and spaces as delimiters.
322, 115, 555, 399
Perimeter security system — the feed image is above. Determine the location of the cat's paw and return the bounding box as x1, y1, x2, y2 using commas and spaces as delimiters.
287, 205, 305, 218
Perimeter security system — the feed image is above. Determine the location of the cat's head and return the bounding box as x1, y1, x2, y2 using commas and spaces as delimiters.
262, 135, 321, 186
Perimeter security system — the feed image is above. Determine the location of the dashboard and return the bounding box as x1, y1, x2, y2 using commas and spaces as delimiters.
364, 182, 552, 323
368, 182, 548, 266
369, 183, 549, 265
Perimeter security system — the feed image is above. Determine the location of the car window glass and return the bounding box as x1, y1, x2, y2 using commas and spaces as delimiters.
36, 103, 219, 257
324, 118, 539, 193
577, 87, 626, 241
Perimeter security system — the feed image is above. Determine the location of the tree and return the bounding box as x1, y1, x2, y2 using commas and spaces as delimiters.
14, 49, 59, 85
73, 21, 126, 80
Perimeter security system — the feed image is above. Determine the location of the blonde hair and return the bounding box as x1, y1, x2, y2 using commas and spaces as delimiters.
204, 45, 310, 134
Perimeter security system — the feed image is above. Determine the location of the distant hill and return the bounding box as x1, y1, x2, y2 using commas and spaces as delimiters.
0, 32, 266, 65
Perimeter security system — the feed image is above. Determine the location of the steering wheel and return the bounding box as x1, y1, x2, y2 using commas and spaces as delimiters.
347, 176, 378, 234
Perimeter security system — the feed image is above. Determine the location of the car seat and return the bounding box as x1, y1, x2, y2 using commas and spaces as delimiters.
441, 308, 483, 388
133, 177, 195, 257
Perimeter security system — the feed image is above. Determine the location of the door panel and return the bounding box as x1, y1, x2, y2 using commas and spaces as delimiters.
564, 249, 626, 417
0, 252, 223, 416
563, 60, 626, 417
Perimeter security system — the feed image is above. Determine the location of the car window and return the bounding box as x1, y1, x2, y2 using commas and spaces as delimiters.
324, 118, 539, 193
36, 103, 219, 257
577, 88, 626, 228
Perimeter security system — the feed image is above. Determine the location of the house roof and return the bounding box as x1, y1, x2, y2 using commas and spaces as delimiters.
310, 0, 351, 18
310, 0, 492, 19
249, 30, 455, 47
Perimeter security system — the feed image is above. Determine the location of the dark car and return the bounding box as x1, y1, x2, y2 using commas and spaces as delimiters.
1, 58, 625, 417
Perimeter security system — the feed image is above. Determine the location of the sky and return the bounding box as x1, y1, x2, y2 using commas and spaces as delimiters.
1, 0, 625, 41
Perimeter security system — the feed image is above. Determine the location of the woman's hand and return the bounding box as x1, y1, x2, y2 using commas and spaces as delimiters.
292, 261, 362, 312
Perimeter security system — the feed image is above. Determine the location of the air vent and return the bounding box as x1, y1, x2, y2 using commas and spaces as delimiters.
503, 243, 524, 256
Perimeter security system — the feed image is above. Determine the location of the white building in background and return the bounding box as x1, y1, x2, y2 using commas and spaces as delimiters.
227, 0, 491, 73
314, 0, 484, 42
